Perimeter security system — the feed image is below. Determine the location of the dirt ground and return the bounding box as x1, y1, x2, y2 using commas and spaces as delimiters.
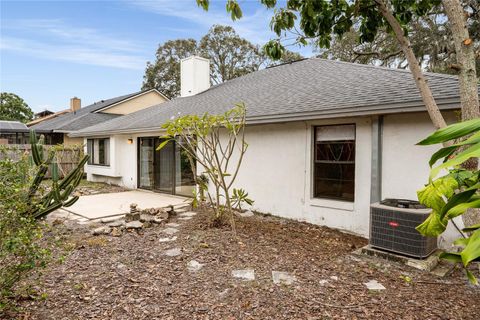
6, 210, 479, 320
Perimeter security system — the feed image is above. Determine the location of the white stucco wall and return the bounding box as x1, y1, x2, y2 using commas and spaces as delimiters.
381, 111, 462, 247
83, 111, 462, 246
223, 117, 373, 237
85, 132, 162, 188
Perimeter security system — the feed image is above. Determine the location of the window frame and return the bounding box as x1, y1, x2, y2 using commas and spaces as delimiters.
312, 124, 356, 202
87, 137, 110, 166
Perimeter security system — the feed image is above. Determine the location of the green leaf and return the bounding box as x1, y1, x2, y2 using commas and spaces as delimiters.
428, 146, 456, 167
460, 229, 480, 266
440, 189, 477, 218
417, 118, 480, 145
454, 237, 470, 247
463, 224, 480, 232
466, 269, 478, 285
415, 210, 447, 237
156, 139, 171, 151
196, 0, 209, 10
439, 252, 462, 263
430, 142, 480, 180
445, 197, 480, 220
417, 176, 458, 212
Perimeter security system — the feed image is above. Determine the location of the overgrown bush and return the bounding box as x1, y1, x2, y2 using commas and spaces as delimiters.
0, 133, 88, 310
0, 148, 48, 310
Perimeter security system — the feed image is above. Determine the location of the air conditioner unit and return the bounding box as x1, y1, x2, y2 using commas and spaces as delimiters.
370, 199, 437, 258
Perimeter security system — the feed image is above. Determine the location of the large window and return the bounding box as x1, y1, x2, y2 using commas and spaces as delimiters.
87, 138, 110, 166
314, 124, 355, 202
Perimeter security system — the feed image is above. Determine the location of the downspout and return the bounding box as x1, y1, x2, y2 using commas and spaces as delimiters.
370, 115, 383, 203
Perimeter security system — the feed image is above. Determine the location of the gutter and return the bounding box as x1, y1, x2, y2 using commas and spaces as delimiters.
69, 98, 460, 138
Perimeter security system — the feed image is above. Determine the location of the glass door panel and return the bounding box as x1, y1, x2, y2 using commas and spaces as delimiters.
175, 139, 196, 197
139, 138, 154, 188
155, 138, 174, 193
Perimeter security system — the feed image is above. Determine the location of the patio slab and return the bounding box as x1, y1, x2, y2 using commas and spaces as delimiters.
61, 190, 188, 220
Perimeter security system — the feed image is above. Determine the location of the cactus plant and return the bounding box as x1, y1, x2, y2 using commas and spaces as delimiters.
27, 130, 89, 219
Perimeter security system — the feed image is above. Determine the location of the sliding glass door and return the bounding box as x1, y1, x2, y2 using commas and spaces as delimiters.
155, 139, 175, 193
139, 138, 154, 189
138, 137, 195, 196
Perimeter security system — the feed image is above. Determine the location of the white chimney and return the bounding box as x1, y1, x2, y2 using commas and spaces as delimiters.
180, 56, 210, 97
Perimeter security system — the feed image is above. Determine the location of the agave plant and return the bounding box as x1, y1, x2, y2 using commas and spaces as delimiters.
27, 130, 89, 220
231, 188, 254, 211
416, 118, 480, 284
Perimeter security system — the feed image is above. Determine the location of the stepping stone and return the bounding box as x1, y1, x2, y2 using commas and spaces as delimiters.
319, 279, 329, 285
272, 271, 296, 285
107, 219, 125, 227
330, 276, 339, 281
187, 260, 204, 272
166, 222, 180, 228
140, 214, 156, 223
364, 280, 386, 291
125, 221, 143, 229
159, 236, 177, 243
153, 217, 165, 224
92, 226, 111, 235
232, 269, 255, 281
179, 211, 197, 218
238, 210, 254, 217
178, 217, 192, 221
162, 227, 179, 235
164, 248, 182, 257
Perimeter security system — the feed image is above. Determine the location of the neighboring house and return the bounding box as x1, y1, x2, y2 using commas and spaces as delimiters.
34, 109, 55, 119
30, 89, 168, 145
71, 56, 476, 246
0, 120, 58, 144
27, 106, 73, 127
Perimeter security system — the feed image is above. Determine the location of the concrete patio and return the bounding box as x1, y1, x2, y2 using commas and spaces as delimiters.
57, 190, 189, 220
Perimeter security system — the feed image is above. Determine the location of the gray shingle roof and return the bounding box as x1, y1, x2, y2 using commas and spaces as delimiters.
0, 120, 28, 131
71, 58, 471, 137
30, 90, 147, 132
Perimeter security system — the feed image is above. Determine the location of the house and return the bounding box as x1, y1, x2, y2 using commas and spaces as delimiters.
27, 107, 72, 127
70, 56, 473, 246
30, 89, 168, 145
0, 120, 57, 144
34, 109, 55, 119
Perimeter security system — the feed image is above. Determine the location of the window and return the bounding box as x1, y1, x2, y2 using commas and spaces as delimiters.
314, 124, 355, 202
87, 138, 110, 166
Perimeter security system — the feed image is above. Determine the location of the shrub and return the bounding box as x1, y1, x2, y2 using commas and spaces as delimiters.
416, 118, 480, 284
0, 149, 47, 310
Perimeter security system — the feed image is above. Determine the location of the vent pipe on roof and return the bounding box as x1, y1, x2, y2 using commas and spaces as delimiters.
180, 56, 210, 97
70, 97, 81, 112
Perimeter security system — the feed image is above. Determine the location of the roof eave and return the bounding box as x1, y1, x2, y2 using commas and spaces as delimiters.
69, 98, 460, 138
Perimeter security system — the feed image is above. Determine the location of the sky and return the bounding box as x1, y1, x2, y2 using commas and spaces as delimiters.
0, 0, 312, 113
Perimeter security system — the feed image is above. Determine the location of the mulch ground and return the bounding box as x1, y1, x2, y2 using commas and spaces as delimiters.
6, 210, 479, 320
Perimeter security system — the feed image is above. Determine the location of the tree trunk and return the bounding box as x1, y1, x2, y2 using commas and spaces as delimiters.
375, 0, 448, 130
443, 0, 480, 228
443, 0, 480, 122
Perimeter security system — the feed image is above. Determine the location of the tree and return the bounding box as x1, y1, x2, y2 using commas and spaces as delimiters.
199, 25, 265, 84
142, 25, 303, 98
159, 104, 249, 231
0, 92, 33, 123
319, 2, 479, 75
196, 0, 479, 225
142, 39, 198, 99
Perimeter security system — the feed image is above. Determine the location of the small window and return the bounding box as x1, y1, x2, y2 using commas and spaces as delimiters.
314, 125, 355, 202
87, 138, 110, 166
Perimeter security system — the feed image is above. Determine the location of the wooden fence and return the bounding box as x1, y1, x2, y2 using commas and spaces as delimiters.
0, 144, 84, 178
